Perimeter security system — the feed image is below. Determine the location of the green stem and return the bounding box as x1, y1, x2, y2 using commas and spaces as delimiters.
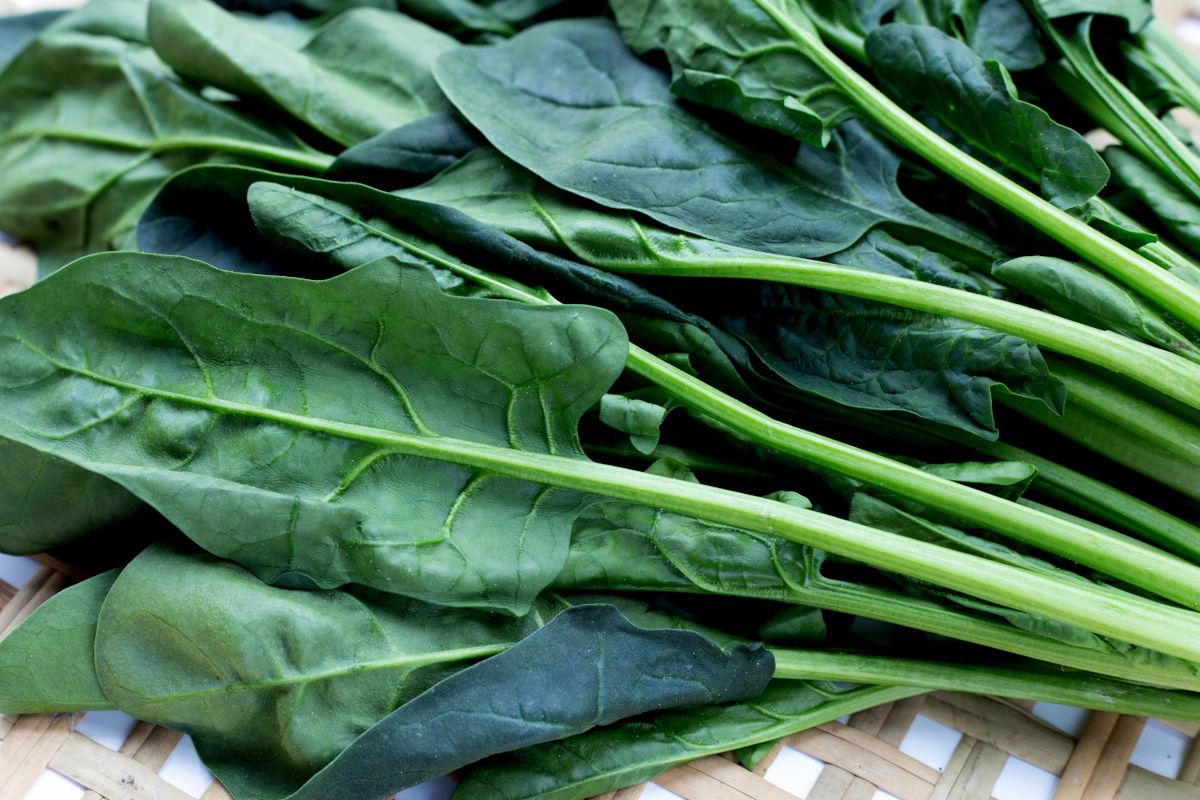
611, 243, 1200, 412
1136, 23, 1200, 116
1002, 395, 1200, 502
750, 0, 1200, 331
0, 128, 335, 172
972, 439, 1200, 561
1044, 18, 1200, 205
1053, 359, 1200, 466
771, 650, 1200, 719
34, 339, 1200, 660
379, 238, 1200, 616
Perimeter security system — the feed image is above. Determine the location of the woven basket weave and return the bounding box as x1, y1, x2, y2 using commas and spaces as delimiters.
3, 563, 1200, 800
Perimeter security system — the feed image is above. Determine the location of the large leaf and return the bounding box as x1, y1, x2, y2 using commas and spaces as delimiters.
711, 284, 1064, 437
433, 19, 988, 260
94, 545, 545, 793
147, 0, 456, 147
95, 545, 773, 800
0, 3, 317, 269
865, 24, 1108, 209
617, 0, 855, 146
137, 162, 754, 391
0, 254, 626, 613
452, 681, 919, 800
0, 438, 143, 555
0, 571, 118, 713
1028, 0, 1151, 30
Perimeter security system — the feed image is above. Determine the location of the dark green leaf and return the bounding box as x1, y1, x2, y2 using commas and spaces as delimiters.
434, 19, 989, 259
147, 0, 457, 146
0, 571, 118, 713
865, 24, 1108, 209
326, 113, 482, 188
993, 253, 1200, 358
0, 438, 143, 555
1106, 147, 1200, 257
452, 681, 919, 800
0, 254, 626, 613
714, 286, 1064, 437
277, 604, 773, 800
0, 4, 317, 269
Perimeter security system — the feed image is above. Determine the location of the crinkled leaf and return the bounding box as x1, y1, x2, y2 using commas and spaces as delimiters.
714, 285, 1064, 437
326, 113, 482, 188
0, 7, 309, 269
452, 681, 917, 800
865, 24, 1108, 209
993, 254, 1200, 357
0, 254, 626, 613
147, 0, 456, 146
0, 570, 118, 713
598, 393, 670, 455
434, 19, 991, 260
616, 0, 855, 146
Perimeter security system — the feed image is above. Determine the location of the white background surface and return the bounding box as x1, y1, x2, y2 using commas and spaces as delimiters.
1, 554, 1192, 800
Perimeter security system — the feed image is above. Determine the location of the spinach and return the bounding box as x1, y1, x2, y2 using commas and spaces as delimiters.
0, 9, 63, 70
0, 0, 327, 270
865, 24, 1108, 209
1105, 146, 1200, 258
607, 0, 1200, 330
93, 544, 772, 799
453, 681, 922, 800
0, 254, 625, 613
0, 438, 142, 555
6, 254, 1200, 657
0, 571, 117, 713
147, 0, 456, 146
325, 113, 483, 187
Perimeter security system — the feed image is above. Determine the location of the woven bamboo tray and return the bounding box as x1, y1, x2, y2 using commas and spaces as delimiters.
3, 560, 1200, 800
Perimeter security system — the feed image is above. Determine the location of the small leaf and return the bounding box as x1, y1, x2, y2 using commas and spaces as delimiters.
326, 114, 482, 188
0, 571, 118, 713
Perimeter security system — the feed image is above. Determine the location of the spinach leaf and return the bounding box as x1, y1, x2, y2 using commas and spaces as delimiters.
865, 24, 1108, 209
276, 603, 772, 800
95, 544, 773, 800
993, 254, 1200, 359
0, 10, 63, 71
147, 0, 456, 147
1106, 146, 1200, 257
0, 7, 323, 270
1029, 0, 1150, 30
0, 571, 118, 713
94, 544, 545, 793
713, 285, 1063, 437
0, 254, 625, 614
392, 0, 586, 37
433, 19, 987, 260
326, 113, 483, 188
0, 438, 143, 555
452, 681, 919, 800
